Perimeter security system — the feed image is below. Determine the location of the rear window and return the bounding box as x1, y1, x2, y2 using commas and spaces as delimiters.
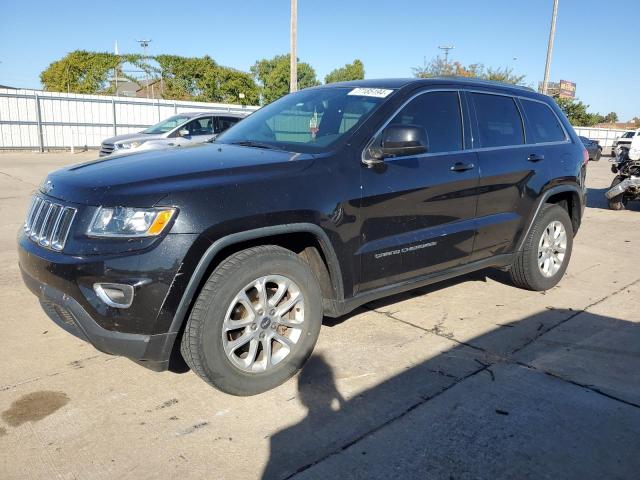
471, 93, 524, 148
521, 99, 566, 143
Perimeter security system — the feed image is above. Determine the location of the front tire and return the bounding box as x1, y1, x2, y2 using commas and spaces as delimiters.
180, 245, 323, 396
510, 204, 573, 291
608, 176, 628, 210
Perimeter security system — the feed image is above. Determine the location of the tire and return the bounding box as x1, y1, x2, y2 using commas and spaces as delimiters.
180, 245, 323, 396
608, 176, 628, 210
510, 204, 573, 291
594, 149, 601, 161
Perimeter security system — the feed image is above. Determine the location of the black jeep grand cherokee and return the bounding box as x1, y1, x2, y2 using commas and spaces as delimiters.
19, 79, 587, 395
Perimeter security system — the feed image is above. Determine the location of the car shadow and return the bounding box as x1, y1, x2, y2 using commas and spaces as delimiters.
264, 310, 640, 479
588, 186, 640, 211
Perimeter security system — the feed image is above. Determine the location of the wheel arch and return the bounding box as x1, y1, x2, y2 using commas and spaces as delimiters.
516, 184, 584, 252
167, 223, 344, 340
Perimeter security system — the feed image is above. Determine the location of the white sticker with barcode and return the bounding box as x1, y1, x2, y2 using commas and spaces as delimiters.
347, 87, 393, 98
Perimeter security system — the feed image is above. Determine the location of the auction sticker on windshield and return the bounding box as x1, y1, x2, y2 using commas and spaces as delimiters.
347, 88, 393, 98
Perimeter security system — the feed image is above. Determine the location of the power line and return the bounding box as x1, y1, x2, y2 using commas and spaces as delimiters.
438, 45, 454, 66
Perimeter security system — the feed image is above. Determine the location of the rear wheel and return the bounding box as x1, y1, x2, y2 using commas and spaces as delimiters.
180, 245, 323, 395
510, 204, 573, 291
608, 176, 629, 210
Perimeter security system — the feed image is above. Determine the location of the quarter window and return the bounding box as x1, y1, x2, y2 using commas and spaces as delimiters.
471, 93, 524, 147
521, 99, 566, 143
385, 91, 463, 154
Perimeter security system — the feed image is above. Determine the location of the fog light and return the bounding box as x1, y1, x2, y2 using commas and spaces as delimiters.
94, 283, 134, 309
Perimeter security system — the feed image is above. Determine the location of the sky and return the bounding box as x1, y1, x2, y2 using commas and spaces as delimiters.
0, 0, 638, 120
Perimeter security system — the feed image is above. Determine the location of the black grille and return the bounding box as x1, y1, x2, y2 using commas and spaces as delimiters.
24, 196, 76, 251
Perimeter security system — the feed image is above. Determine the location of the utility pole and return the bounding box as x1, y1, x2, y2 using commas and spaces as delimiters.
290, 0, 297, 93
137, 39, 152, 98
542, 0, 559, 95
438, 45, 454, 66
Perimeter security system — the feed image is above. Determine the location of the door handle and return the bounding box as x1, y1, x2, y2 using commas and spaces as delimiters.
528, 154, 545, 162
450, 162, 475, 172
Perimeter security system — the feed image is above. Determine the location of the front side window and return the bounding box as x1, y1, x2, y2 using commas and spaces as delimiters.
382, 91, 463, 154
216, 87, 388, 153
471, 93, 524, 148
184, 117, 214, 136
521, 99, 566, 143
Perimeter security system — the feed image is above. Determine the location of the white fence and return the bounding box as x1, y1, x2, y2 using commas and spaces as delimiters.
573, 126, 631, 152
0, 88, 259, 151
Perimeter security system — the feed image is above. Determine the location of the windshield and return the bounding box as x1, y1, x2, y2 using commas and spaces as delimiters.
142, 115, 191, 134
623, 132, 635, 138
216, 87, 392, 153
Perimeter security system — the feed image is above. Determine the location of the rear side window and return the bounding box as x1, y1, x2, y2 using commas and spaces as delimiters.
387, 91, 463, 154
521, 99, 566, 143
471, 93, 524, 148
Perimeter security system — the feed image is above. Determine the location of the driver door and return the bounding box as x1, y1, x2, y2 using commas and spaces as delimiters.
357, 90, 479, 292
171, 117, 215, 146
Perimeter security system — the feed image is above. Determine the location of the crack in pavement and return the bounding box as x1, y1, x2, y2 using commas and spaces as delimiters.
287, 278, 640, 477
285, 363, 491, 479
0, 170, 37, 187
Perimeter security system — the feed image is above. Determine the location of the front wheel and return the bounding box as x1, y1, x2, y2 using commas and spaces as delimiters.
180, 245, 323, 395
608, 176, 629, 210
510, 204, 573, 291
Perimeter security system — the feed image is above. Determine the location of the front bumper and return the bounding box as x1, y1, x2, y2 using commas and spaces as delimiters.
21, 266, 176, 371
18, 231, 199, 371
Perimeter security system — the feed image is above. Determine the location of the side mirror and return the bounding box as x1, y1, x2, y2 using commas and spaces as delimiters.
366, 124, 429, 164
178, 128, 190, 137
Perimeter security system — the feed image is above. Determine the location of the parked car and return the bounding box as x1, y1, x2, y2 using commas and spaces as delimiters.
19, 78, 587, 395
579, 136, 602, 161
99, 111, 246, 157
610, 129, 639, 156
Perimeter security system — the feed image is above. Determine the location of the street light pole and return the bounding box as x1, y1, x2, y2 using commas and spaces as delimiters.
290, 0, 298, 93
542, 0, 559, 95
137, 39, 152, 98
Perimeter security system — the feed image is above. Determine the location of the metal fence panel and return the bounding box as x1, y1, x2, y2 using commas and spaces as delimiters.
0, 88, 259, 150
574, 126, 633, 151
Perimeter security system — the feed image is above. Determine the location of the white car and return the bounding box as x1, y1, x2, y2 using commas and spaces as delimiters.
629, 131, 640, 161
99, 111, 246, 157
610, 129, 639, 156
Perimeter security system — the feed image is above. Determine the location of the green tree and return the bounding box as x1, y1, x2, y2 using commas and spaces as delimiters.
325, 59, 365, 84
603, 112, 619, 123
412, 55, 525, 85
251, 54, 320, 104
40, 50, 127, 94
554, 97, 603, 126
41, 51, 258, 105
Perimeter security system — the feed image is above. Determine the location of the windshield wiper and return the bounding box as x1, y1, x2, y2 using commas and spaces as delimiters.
230, 140, 277, 150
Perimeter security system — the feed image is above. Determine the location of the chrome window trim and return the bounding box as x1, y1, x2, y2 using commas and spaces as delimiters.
361, 88, 465, 163
362, 87, 572, 163
517, 95, 570, 143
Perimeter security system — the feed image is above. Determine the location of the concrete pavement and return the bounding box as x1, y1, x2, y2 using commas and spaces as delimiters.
0, 151, 638, 479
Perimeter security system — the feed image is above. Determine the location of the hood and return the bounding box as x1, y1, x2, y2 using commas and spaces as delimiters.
42, 143, 314, 207
102, 132, 165, 144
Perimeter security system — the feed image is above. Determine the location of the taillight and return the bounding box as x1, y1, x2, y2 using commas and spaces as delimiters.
581, 146, 589, 165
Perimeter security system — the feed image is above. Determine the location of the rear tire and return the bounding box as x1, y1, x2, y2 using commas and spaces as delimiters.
510, 204, 573, 291
608, 176, 628, 210
180, 245, 323, 396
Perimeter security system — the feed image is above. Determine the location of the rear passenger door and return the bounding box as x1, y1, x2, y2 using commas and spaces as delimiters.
358, 90, 479, 292
468, 92, 553, 260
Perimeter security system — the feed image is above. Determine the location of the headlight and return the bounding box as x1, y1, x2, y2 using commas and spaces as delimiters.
116, 140, 146, 150
88, 207, 176, 237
